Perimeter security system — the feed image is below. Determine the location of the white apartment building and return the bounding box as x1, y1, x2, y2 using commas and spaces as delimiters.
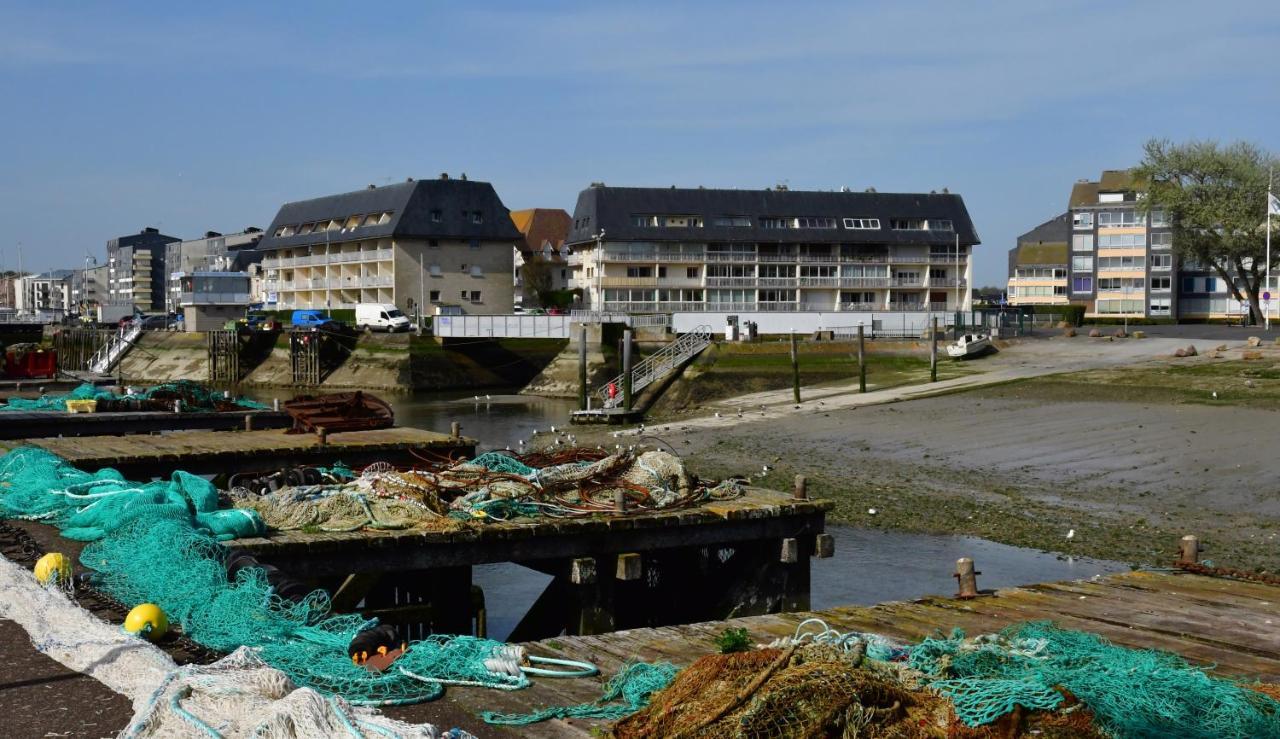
257, 176, 520, 317
563, 185, 978, 314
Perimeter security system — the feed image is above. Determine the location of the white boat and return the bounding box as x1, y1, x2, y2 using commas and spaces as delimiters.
947, 333, 992, 359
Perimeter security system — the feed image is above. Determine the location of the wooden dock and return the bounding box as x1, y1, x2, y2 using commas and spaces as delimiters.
0, 409, 292, 439
441, 569, 1280, 737
229, 488, 832, 639
0, 427, 475, 479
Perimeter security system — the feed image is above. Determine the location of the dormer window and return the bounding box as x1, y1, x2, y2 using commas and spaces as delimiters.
430, 210, 442, 223
471, 211, 484, 224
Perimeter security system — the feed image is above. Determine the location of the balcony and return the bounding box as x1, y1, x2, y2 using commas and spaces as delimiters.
705, 302, 756, 312
838, 277, 889, 288
839, 301, 881, 311
178, 292, 251, 306
890, 256, 930, 264
601, 276, 659, 288
797, 277, 841, 288
705, 277, 758, 288
703, 252, 756, 263
929, 278, 968, 288
263, 249, 394, 269
757, 302, 799, 312
757, 277, 798, 288
890, 278, 924, 287
756, 253, 797, 263
888, 301, 926, 311
796, 254, 838, 263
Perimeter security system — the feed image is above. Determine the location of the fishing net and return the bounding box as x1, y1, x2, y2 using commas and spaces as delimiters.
0, 447, 557, 706
0, 380, 268, 413
910, 622, 1280, 738
482, 660, 678, 725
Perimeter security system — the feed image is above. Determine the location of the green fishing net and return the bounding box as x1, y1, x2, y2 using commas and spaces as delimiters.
0, 380, 268, 412
483, 661, 678, 725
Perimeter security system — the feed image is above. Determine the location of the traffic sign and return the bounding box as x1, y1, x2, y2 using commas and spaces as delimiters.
1265, 291, 1272, 301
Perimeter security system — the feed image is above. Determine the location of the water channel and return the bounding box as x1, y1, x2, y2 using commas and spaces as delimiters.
252, 389, 1130, 640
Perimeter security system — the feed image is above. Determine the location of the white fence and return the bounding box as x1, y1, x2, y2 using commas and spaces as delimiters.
672, 311, 965, 336
432, 314, 571, 338
569, 311, 671, 328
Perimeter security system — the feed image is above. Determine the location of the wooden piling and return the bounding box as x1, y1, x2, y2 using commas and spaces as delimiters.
244, 414, 253, 431
930, 317, 938, 382
622, 329, 634, 412
613, 489, 627, 513
792, 474, 807, 500
857, 324, 866, 393
814, 533, 835, 559
616, 553, 642, 581
1178, 535, 1202, 564
570, 557, 597, 585
316, 426, 328, 445
790, 331, 800, 404
450, 421, 461, 439
578, 323, 588, 411
780, 538, 800, 564
955, 557, 979, 598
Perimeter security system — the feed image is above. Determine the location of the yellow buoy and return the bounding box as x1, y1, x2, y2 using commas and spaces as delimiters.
123, 603, 169, 640
34, 552, 72, 586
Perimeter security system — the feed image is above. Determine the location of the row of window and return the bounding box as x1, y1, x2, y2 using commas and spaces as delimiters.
1072, 209, 1170, 230
628, 215, 953, 231
1075, 232, 1171, 250
273, 212, 394, 238
1013, 285, 1067, 297
1015, 267, 1066, 279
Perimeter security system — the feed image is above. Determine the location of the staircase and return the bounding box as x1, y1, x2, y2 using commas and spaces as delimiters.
89, 322, 144, 374
598, 325, 713, 409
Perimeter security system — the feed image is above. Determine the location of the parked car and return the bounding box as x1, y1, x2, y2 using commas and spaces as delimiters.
290, 308, 345, 330
242, 310, 280, 331
139, 314, 170, 330
355, 303, 411, 332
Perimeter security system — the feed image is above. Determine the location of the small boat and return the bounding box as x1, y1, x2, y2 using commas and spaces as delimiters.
283, 391, 394, 433
946, 333, 992, 359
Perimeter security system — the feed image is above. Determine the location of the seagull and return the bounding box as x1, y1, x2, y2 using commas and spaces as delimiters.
518, 439, 525, 446
868, 508, 877, 515
714, 412, 722, 418
531, 429, 539, 435
1066, 529, 1076, 539
550, 425, 557, 433
762, 464, 772, 473
486, 394, 492, 401
794, 404, 801, 410
1212, 391, 1218, 399
473, 395, 480, 401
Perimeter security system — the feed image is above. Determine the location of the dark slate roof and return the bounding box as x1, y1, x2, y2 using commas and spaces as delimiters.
1012, 212, 1070, 270
1017, 212, 1070, 246
257, 178, 521, 252
1068, 181, 1099, 209
564, 186, 980, 247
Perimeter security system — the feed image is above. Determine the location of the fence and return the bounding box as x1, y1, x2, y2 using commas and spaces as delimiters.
432, 314, 571, 338
568, 311, 672, 328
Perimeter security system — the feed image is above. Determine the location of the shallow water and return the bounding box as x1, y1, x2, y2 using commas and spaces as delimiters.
249, 389, 1129, 640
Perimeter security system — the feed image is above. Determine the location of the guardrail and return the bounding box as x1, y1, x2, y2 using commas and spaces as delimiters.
432, 314, 571, 338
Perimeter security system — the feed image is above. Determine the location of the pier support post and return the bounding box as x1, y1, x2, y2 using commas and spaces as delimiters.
790, 331, 801, 404
578, 324, 588, 411
622, 329, 634, 412
813, 533, 835, 558
613, 489, 627, 513
315, 426, 328, 445
1178, 535, 1202, 565
244, 414, 253, 431
792, 474, 807, 500
450, 421, 460, 439
616, 553, 642, 581
857, 324, 866, 393
930, 317, 938, 382
955, 557, 980, 598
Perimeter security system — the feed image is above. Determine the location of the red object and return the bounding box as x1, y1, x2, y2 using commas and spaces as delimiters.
5, 348, 57, 379
607, 381, 617, 399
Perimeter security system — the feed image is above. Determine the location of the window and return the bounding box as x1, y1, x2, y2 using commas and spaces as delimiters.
1072, 256, 1093, 272
759, 217, 794, 229
889, 218, 926, 230
758, 289, 796, 302
657, 266, 667, 278
1182, 276, 1196, 292
1073, 212, 1093, 229
1072, 234, 1094, 251
471, 211, 484, 224
470, 265, 483, 277
1150, 277, 1171, 291
428, 239, 439, 248
1206, 277, 1218, 292
796, 217, 837, 229
298, 223, 316, 234
662, 215, 703, 227
626, 266, 653, 278
1099, 278, 1143, 291
1150, 298, 1171, 315
1072, 276, 1093, 293
429, 290, 440, 302
1096, 299, 1144, 313
469, 239, 480, 249
1150, 254, 1172, 270
470, 291, 481, 303
927, 219, 953, 231
929, 268, 947, 279
1097, 210, 1144, 227
1098, 233, 1146, 248
843, 218, 881, 230
1149, 209, 1169, 227
1097, 256, 1145, 270
430, 210, 442, 222
713, 215, 752, 227
686, 267, 698, 279
344, 215, 360, 229
1150, 232, 1173, 247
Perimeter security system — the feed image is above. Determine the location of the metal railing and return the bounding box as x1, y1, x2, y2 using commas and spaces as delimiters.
597, 325, 712, 409
89, 321, 143, 374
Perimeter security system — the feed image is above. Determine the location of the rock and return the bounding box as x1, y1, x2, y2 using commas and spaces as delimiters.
1174, 348, 1188, 357
1113, 329, 1127, 338
1217, 344, 1228, 352
1243, 350, 1263, 360
1063, 327, 1077, 337
1185, 344, 1198, 356
1132, 330, 1146, 339
1088, 328, 1102, 338
1056, 321, 1071, 329
1246, 379, 1256, 388
1247, 336, 1262, 347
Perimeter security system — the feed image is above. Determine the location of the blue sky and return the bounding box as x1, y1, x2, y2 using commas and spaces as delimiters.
1, 1, 1277, 285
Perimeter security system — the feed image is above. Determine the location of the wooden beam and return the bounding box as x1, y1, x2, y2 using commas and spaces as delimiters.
330, 572, 382, 612
616, 553, 642, 581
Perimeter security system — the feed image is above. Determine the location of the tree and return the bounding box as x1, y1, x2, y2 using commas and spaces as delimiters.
520, 253, 555, 307
1134, 139, 1279, 323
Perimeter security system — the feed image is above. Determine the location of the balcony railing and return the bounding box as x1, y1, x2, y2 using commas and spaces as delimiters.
929, 278, 968, 287
178, 292, 251, 306
888, 301, 926, 311
797, 277, 841, 288
891, 256, 930, 264
703, 252, 756, 263
757, 277, 798, 288
263, 249, 393, 269
839, 301, 882, 311
705, 277, 758, 287
839, 277, 890, 288
890, 278, 924, 287
757, 302, 799, 312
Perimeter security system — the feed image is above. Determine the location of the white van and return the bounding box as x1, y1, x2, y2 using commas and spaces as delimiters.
356, 303, 412, 332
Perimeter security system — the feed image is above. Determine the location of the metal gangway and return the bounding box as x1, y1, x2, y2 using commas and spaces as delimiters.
597, 325, 712, 409
88, 321, 144, 374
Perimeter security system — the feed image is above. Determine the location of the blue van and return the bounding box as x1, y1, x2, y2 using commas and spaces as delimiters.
291, 309, 330, 328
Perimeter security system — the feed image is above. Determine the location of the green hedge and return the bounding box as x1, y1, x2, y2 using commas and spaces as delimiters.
1028, 304, 1084, 326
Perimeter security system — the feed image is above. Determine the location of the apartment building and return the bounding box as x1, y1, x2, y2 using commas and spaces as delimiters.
1006, 213, 1070, 307
510, 208, 572, 307
15, 270, 75, 316
1009, 170, 1198, 319
257, 176, 520, 316
563, 184, 979, 314
164, 228, 264, 312
69, 264, 108, 315
107, 227, 181, 311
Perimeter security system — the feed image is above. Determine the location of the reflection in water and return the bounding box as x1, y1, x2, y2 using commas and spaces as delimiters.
246, 388, 1128, 641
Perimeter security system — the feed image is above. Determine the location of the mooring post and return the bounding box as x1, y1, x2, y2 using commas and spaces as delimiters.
790, 330, 800, 404
316, 426, 328, 445
622, 329, 634, 412
173, 399, 180, 414
813, 533, 835, 558
857, 324, 867, 393
450, 421, 461, 439
273, 398, 280, 412
244, 414, 253, 432
578, 324, 588, 411
930, 317, 938, 382
955, 557, 980, 598
613, 489, 627, 513
1178, 534, 1202, 565
792, 474, 808, 500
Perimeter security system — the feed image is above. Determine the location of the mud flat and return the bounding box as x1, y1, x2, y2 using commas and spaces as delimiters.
591, 338, 1280, 571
